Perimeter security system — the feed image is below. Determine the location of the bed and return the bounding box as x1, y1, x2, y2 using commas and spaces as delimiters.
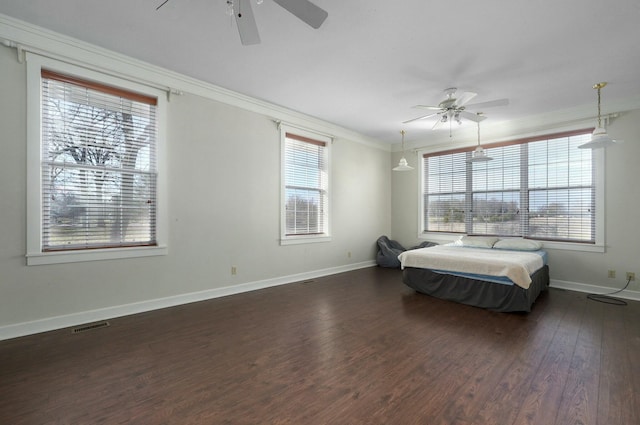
397, 237, 549, 312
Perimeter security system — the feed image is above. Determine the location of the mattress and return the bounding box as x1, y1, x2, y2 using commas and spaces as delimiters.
397, 245, 546, 289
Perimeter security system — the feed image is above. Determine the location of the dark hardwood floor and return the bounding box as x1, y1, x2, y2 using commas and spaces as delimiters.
1, 267, 639, 424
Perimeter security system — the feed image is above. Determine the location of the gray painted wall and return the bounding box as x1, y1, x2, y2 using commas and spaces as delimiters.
0, 45, 392, 334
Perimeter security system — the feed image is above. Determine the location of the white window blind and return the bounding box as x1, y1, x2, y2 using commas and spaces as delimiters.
423, 130, 595, 243
283, 132, 329, 236
41, 70, 158, 251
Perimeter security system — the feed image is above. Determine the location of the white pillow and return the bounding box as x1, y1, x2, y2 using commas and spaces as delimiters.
493, 238, 542, 251
458, 235, 499, 248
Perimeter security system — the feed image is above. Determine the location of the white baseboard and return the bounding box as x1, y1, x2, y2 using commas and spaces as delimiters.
6, 266, 634, 342
550, 279, 640, 301
0, 260, 376, 341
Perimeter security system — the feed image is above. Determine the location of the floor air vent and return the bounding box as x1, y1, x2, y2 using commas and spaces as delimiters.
72, 321, 110, 334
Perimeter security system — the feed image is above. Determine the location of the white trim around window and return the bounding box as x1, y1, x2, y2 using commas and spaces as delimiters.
280, 124, 332, 245
25, 53, 168, 265
417, 131, 606, 253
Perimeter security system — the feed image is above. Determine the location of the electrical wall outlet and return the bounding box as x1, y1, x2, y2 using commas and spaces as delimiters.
231, 266, 237, 275
347, 251, 352, 258
608, 270, 616, 279
626, 272, 635, 281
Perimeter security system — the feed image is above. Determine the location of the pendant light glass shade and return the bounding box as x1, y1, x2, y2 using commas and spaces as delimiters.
393, 156, 414, 171
470, 145, 492, 162
393, 130, 414, 171
579, 82, 617, 149
468, 117, 493, 162
578, 127, 616, 149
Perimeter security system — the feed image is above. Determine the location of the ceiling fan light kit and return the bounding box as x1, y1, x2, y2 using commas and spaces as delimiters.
579, 82, 617, 149
393, 130, 414, 171
403, 87, 507, 137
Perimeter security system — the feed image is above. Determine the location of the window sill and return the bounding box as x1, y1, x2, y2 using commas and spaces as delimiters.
539, 240, 605, 253
26, 245, 168, 265
280, 235, 332, 246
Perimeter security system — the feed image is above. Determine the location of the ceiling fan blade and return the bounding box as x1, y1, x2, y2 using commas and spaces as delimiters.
460, 111, 487, 122
455, 91, 477, 107
432, 116, 446, 129
273, 0, 328, 29
465, 98, 509, 110
235, 0, 260, 45
155, 0, 170, 10
402, 112, 439, 124
412, 105, 443, 110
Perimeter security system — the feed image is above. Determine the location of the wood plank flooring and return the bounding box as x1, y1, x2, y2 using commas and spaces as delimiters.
1, 267, 639, 424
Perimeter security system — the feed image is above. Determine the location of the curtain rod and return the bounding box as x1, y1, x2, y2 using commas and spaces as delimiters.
272, 119, 335, 142
1, 38, 183, 101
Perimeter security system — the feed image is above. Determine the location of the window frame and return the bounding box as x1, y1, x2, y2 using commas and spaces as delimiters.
418, 129, 606, 252
280, 124, 331, 245
26, 54, 168, 265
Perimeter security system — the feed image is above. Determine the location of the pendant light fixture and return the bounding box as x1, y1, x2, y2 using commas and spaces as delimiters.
579, 82, 617, 149
469, 114, 492, 162
393, 130, 414, 171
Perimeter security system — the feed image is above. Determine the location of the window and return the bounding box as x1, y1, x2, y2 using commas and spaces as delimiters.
27, 55, 167, 264
422, 129, 602, 246
280, 126, 330, 244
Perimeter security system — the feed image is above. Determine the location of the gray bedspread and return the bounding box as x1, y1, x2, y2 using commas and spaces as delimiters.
402, 265, 549, 312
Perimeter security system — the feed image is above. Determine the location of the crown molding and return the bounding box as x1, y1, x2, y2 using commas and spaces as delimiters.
0, 13, 388, 151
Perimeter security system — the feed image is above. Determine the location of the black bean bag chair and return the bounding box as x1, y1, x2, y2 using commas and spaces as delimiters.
376, 236, 406, 268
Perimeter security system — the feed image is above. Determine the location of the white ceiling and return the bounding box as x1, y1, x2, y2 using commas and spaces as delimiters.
1, 0, 640, 145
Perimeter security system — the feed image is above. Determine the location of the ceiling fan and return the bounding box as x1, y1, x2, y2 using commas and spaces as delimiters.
232, 0, 328, 45
403, 87, 509, 135
158, 0, 328, 46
